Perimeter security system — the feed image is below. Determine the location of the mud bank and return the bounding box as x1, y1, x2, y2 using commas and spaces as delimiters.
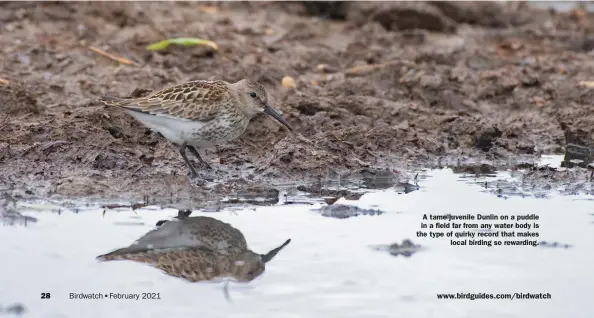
0, 2, 593, 207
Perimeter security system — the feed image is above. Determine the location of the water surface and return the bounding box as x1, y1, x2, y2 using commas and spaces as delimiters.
1, 159, 593, 318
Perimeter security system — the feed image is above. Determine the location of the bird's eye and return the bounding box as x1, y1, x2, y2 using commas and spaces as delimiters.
247, 271, 254, 275
248, 92, 257, 98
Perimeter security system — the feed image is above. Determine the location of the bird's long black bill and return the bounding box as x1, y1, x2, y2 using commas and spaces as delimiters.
264, 105, 294, 132
261, 238, 291, 263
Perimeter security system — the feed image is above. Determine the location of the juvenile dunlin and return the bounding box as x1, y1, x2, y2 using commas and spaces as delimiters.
96, 215, 291, 284
99, 79, 293, 178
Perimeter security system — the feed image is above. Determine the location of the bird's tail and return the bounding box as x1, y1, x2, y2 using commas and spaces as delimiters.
96, 251, 121, 262
95, 245, 148, 261
98, 95, 133, 107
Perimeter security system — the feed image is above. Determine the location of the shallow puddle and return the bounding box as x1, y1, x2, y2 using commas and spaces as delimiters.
2, 157, 594, 318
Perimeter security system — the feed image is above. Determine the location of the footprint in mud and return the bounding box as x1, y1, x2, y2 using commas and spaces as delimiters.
187, 171, 217, 186
96, 211, 291, 300
313, 204, 384, 219
370, 239, 425, 257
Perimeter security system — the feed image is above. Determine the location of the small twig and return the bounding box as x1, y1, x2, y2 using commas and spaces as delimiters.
0, 78, 9, 85
578, 81, 594, 88
198, 5, 219, 14
0, 114, 9, 131
344, 60, 414, 77
89, 46, 136, 65
364, 127, 377, 138
295, 133, 313, 144
365, 148, 376, 158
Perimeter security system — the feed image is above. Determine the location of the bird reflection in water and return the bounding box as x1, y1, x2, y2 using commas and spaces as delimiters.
97, 210, 291, 300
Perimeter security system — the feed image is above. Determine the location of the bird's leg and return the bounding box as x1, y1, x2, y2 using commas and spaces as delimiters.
187, 145, 213, 170
178, 142, 199, 178
177, 209, 192, 219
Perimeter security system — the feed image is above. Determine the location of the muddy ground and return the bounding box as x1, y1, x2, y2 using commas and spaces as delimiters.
0, 1, 593, 208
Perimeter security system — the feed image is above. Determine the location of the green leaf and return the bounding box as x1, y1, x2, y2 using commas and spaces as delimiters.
146, 38, 219, 51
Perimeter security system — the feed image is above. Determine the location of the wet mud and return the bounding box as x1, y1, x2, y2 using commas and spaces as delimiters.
462, 164, 594, 198
1, 1, 593, 207
0, 192, 37, 226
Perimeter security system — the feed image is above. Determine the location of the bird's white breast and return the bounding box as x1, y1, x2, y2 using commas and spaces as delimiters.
126, 110, 211, 147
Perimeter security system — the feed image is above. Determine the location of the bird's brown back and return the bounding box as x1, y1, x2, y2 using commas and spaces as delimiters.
99, 80, 235, 122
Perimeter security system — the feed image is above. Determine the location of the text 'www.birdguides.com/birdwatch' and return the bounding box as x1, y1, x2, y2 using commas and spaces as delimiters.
416, 213, 540, 247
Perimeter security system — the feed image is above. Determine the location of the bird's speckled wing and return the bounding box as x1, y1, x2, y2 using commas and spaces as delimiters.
97, 246, 230, 282
99, 80, 232, 122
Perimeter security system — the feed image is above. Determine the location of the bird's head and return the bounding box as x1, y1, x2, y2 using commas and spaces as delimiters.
232, 79, 293, 132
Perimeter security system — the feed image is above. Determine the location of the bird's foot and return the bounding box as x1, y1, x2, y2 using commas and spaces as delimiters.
199, 170, 216, 182
187, 169, 216, 183
188, 176, 206, 187
188, 169, 200, 179
199, 161, 214, 170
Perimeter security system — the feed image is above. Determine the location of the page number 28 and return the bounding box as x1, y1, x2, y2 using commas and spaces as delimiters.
41, 293, 51, 299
